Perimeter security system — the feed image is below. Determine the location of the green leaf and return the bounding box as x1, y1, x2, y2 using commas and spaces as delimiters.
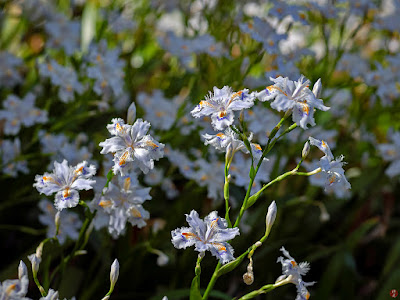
217, 251, 247, 277
190, 273, 202, 300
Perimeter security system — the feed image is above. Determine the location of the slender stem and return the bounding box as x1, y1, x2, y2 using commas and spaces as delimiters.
246, 168, 322, 210
224, 153, 232, 227
202, 262, 221, 300
234, 117, 290, 227
33, 272, 46, 297
237, 284, 276, 300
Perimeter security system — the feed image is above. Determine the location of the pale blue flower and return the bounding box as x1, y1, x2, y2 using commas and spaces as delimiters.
302, 159, 350, 199
0, 93, 48, 135
38, 59, 85, 103
164, 145, 196, 178
93, 172, 151, 238
34, 160, 96, 211
202, 128, 264, 162
309, 137, 351, 193
85, 40, 126, 98
245, 103, 282, 143
104, 9, 136, 33
377, 129, 400, 178
39, 289, 59, 300
192, 157, 225, 202
0, 271, 30, 300
171, 210, 240, 264
308, 136, 334, 160
257, 75, 329, 129
239, 17, 287, 54
0, 52, 23, 88
39, 131, 95, 170
44, 13, 80, 55
191, 86, 255, 131
268, 1, 309, 25
137, 90, 178, 131
158, 32, 227, 68
99, 118, 164, 175
38, 199, 82, 244
0, 138, 29, 177
276, 247, 315, 300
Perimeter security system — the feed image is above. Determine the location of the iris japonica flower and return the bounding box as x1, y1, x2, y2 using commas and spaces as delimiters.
171, 210, 240, 264
34, 160, 96, 211
95, 173, 151, 238
191, 86, 255, 131
309, 137, 351, 192
256, 75, 329, 129
99, 118, 164, 175
202, 128, 263, 161
275, 247, 315, 300
0, 263, 29, 300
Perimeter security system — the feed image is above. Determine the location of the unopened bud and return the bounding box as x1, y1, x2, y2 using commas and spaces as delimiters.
28, 254, 41, 275
265, 201, 277, 235
312, 78, 322, 98
101, 296, 110, 300
35, 242, 44, 259
127, 102, 136, 124
55, 211, 61, 236
225, 143, 234, 165
302, 141, 310, 159
110, 259, 119, 290
18, 261, 28, 280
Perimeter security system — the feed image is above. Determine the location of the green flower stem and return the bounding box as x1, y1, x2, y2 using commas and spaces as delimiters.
246, 168, 322, 210
50, 169, 113, 286
237, 284, 276, 300
205, 119, 296, 299
204, 228, 275, 299
234, 117, 292, 228
202, 262, 221, 300
224, 153, 233, 227
33, 271, 47, 297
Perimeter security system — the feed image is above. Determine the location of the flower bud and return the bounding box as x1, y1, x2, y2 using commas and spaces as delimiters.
265, 201, 277, 235
312, 78, 322, 98
110, 259, 119, 290
127, 102, 136, 124
101, 296, 110, 300
18, 260, 28, 280
225, 143, 234, 165
35, 242, 44, 259
55, 211, 61, 236
28, 254, 41, 275
302, 141, 310, 159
